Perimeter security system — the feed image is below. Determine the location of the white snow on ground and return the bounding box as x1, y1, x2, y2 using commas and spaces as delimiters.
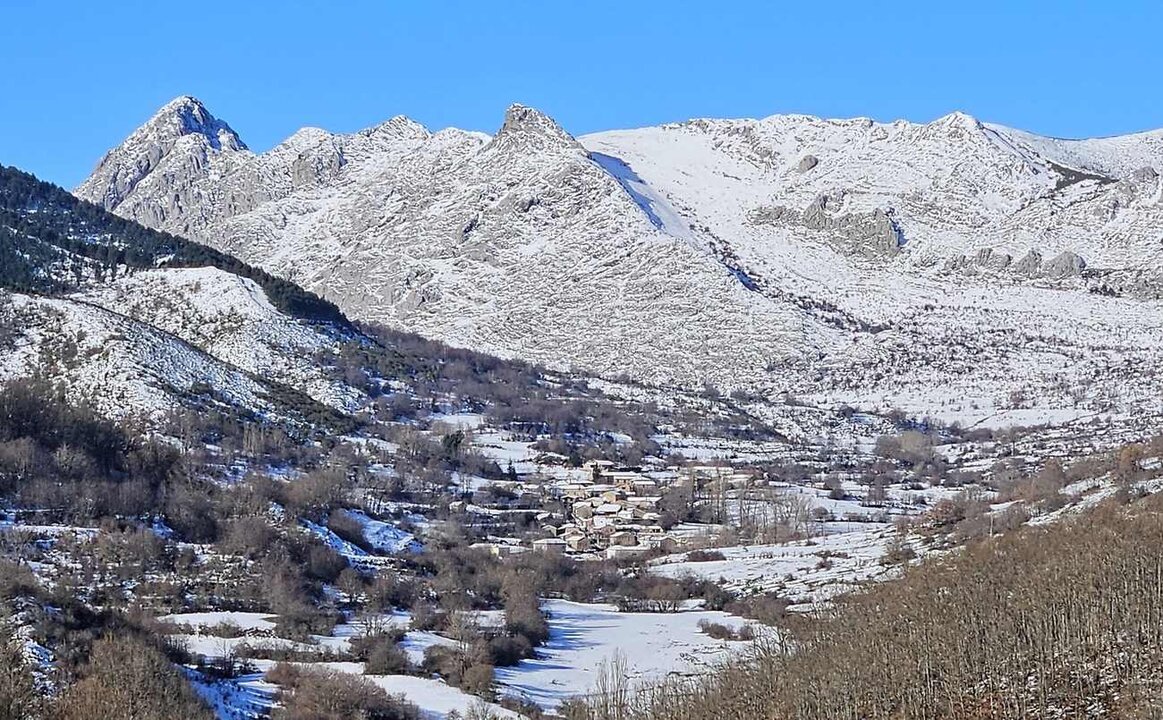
186, 669, 277, 720
78, 267, 360, 411
160, 612, 277, 632
494, 600, 754, 709
248, 661, 521, 720
399, 631, 458, 666
300, 518, 368, 558
473, 431, 539, 475
431, 413, 487, 430
588, 152, 697, 242
650, 527, 899, 607
177, 634, 319, 660
171, 624, 513, 718
0, 516, 98, 539
341, 510, 419, 554
361, 671, 522, 720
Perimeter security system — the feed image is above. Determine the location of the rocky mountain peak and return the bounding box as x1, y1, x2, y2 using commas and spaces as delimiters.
365, 115, 430, 143
487, 103, 582, 154
930, 110, 984, 134
144, 95, 247, 152
76, 96, 247, 210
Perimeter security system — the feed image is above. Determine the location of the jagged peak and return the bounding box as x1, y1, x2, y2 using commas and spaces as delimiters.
74, 95, 247, 206
364, 115, 430, 142
142, 95, 247, 152
487, 103, 581, 153
157, 94, 207, 113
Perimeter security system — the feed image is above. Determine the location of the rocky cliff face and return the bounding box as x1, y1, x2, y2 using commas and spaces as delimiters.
77, 98, 814, 392
76, 96, 247, 220
76, 98, 1163, 426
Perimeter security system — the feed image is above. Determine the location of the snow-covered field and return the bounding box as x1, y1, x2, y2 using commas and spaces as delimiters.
497, 600, 755, 709
651, 528, 899, 607
161, 599, 761, 717
160, 612, 278, 633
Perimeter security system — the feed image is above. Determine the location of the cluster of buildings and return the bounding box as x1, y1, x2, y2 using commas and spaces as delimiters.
530, 460, 678, 560
460, 459, 760, 561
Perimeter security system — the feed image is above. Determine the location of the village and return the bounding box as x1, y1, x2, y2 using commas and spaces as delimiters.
453, 458, 764, 561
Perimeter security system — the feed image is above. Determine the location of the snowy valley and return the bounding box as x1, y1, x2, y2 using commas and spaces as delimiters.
1, 94, 1163, 720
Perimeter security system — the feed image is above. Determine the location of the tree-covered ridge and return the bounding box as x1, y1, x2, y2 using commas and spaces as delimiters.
0, 164, 348, 324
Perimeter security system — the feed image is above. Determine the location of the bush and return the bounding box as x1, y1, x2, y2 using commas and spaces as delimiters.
267, 664, 419, 720
327, 510, 371, 552
696, 620, 756, 641
410, 603, 447, 632
362, 637, 411, 676
461, 663, 496, 698
685, 549, 726, 562
54, 636, 214, 720
305, 544, 348, 583
723, 593, 789, 626
219, 517, 277, 559
879, 536, 917, 566
0, 615, 40, 719
488, 634, 534, 667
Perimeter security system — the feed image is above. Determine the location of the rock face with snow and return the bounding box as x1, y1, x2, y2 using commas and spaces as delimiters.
77, 99, 808, 391
77, 96, 247, 217
77, 98, 1163, 426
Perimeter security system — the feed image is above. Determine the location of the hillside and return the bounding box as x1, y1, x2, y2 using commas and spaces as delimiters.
76, 98, 1163, 431
0, 164, 359, 422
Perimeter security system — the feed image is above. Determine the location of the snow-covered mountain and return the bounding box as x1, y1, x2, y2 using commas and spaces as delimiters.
0, 163, 360, 423
76, 98, 1163, 427
77, 98, 808, 392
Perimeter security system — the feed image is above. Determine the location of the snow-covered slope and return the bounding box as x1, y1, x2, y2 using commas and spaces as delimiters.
77, 98, 812, 390
1, 160, 364, 425
77, 98, 1163, 425
0, 292, 273, 420
77, 267, 359, 411
582, 114, 1163, 422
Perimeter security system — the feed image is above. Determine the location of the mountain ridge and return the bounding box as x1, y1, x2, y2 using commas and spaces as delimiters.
74, 97, 1163, 429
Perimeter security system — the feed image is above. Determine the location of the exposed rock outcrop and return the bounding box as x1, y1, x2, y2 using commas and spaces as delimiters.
1043, 251, 1087, 279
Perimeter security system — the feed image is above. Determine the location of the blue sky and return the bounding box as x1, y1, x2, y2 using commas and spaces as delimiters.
3, 0, 1161, 187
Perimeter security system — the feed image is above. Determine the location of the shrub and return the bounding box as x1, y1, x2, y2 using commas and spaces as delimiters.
685, 549, 726, 562
488, 634, 534, 667
362, 637, 411, 676
410, 603, 447, 632
54, 636, 214, 720
696, 620, 755, 641
267, 664, 419, 720
0, 615, 40, 720
461, 663, 496, 698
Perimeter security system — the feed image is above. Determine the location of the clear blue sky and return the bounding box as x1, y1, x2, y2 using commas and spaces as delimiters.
4, 0, 1161, 188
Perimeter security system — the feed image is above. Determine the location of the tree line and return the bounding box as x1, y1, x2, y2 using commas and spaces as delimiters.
0, 164, 346, 324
